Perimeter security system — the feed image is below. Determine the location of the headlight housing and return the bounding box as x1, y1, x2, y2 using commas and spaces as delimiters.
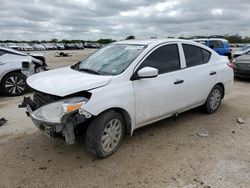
31, 97, 89, 123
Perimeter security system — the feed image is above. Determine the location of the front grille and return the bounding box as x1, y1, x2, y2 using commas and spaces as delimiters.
33, 92, 60, 109
237, 63, 250, 70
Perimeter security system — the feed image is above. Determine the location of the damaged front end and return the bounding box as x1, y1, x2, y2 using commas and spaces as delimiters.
19, 92, 92, 144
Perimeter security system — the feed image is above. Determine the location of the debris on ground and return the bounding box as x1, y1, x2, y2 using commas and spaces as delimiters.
236, 117, 245, 125
55, 52, 72, 57
197, 131, 209, 137
38, 167, 47, 170
0, 117, 7, 127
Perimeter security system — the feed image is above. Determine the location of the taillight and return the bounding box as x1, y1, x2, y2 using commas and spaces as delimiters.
227, 63, 236, 69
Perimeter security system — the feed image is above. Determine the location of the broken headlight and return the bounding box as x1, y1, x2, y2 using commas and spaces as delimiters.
31, 97, 89, 123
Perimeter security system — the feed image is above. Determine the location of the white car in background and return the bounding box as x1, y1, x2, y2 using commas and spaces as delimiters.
0, 47, 47, 96
233, 45, 250, 58
20, 39, 234, 158
33, 44, 46, 51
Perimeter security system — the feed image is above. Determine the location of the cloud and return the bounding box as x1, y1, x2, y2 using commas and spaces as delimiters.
0, 0, 249, 40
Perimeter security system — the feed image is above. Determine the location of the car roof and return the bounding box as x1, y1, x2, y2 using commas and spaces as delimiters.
114, 38, 197, 46
0, 46, 27, 56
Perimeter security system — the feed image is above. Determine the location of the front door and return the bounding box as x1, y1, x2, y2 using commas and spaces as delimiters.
133, 43, 187, 127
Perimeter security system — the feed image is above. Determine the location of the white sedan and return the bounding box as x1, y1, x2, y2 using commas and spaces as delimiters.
20, 39, 234, 158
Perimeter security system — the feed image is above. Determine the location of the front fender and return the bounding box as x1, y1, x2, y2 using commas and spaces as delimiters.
82, 81, 136, 134
0, 68, 23, 81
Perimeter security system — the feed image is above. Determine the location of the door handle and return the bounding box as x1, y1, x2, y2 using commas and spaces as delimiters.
174, 79, 184, 85
210, 71, 217, 75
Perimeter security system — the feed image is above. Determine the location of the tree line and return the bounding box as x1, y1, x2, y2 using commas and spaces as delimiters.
0, 34, 249, 44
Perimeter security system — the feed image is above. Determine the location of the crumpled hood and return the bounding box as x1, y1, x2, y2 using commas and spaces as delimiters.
27, 66, 112, 97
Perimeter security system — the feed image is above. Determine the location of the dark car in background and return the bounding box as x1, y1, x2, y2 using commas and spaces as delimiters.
232, 51, 250, 78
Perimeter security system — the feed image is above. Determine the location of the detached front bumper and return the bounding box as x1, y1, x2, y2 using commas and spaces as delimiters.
19, 97, 87, 144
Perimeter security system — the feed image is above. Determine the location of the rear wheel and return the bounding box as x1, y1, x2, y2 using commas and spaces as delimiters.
1, 72, 27, 96
86, 110, 125, 158
204, 85, 223, 114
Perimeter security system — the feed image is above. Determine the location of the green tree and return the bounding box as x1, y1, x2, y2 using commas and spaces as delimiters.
51, 38, 58, 43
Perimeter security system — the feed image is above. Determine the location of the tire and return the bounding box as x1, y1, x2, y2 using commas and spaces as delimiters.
204, 85, 223, 114
1, 72, 27, 96
86, 110, 125, 158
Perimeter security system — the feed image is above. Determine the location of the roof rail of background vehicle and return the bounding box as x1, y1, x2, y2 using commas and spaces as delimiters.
113, 38, 196, 46
193, 38, 229, 42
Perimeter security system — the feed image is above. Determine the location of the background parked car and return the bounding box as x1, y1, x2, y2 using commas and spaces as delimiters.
56, 44, 65, 50
232, 50, 250, 78
0, 47, 47, 96
64, 43, 77, 50
75, 43, 84, 49
193, 38, 232, 59
7, 43, 20, 50
42, 44, 55, 50
233, 45, 250, 58
19, 43, 33, 51
84, 42, 101, 48
33, 44, 46, 51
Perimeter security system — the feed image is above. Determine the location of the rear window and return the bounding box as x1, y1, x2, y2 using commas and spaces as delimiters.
182, 44, 211, 67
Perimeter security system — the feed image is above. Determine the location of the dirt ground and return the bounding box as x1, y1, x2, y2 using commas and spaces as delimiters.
0, 49, 249, 188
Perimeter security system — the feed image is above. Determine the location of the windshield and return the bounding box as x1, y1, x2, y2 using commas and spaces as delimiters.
240, 45, 250, 51
73, 44, 146, 75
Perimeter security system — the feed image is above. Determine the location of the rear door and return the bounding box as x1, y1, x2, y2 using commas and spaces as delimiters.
133, 43, 187, 127
180, 43, 217, 107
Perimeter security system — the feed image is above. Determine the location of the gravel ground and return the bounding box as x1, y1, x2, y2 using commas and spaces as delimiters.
0, 49, 249, 188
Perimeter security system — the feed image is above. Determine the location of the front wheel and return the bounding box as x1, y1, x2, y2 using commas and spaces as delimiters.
204, 85, 223, 114
86, 110, 125, 158
1, 72, 27, 96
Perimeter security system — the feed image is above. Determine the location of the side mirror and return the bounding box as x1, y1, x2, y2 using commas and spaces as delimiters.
132, 67, 158, 80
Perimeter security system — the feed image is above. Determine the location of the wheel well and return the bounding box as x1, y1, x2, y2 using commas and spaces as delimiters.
216, 83, 225, 98
0, 70, 23, 82
98, 108, 132, 135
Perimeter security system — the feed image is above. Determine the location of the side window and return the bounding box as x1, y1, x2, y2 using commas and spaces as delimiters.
138, 44, 180, 74
210, 40, 223, 48
201, 49, 211, 63
182, 44, 211, 67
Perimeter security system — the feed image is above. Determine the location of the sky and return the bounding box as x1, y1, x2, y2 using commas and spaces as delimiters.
0, 0, 250, 40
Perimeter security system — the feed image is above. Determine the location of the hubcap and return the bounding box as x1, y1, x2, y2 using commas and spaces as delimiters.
209, 88, 221, 110
5, 75, 26, 95
101, 119, 122, 153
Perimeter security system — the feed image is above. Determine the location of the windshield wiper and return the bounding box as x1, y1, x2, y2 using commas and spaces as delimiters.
78, 68, 100, 75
